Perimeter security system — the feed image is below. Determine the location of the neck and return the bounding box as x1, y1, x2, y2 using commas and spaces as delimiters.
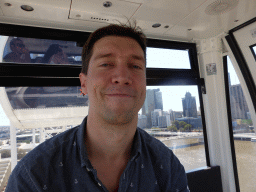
85, 113, 137, 160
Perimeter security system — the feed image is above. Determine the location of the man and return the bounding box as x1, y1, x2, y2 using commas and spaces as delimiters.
6, 24, 189, 192
3, 38, 31, 63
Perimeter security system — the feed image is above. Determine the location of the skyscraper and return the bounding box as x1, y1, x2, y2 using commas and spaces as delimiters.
229, 84, 249, 119
151, 109, 162, 127
155, 91, 163, 110
142, 89, 163, 128
182, 92, 197, 118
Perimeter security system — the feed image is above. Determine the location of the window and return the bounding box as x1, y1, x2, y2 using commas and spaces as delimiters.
146, 48, 191, 69
139, 85, 206, 171
0, 26, 208, 174
227, 56, 256, 192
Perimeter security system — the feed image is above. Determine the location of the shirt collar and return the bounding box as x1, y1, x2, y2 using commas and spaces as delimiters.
76, 116, 142, 167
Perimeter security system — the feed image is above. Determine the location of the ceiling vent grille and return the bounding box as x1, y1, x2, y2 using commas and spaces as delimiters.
90, 17, 109, 22
205, 0, 239, 15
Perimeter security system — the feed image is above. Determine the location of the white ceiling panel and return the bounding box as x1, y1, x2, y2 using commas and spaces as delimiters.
70, 0, 141, 24
130, 0, 207, 36
165, 0, 256, 39
0, 0, 71, 22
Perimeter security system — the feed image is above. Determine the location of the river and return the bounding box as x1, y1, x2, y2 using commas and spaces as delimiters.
157, 137, 256, 192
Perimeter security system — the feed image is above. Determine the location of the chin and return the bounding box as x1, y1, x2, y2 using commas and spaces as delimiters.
101, 110, 137, 126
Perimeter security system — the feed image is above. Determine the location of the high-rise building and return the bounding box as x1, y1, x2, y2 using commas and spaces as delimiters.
137, 114, 147, 129
169, 109, 183, 121
182, 92, 197, 118
151, 109, 162, 127
158, 115, 171, 128
142, 89, 163, 128
229, 84, 249, 119
155, 91, 163, 110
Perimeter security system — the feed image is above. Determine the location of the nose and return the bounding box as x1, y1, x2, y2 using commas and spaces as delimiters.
111, 65, 132, 85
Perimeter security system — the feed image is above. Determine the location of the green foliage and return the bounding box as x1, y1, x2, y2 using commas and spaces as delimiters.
179, 121, 187, 128
172, 120, 180, 129
167, 125, 177, 132
241, 119, 252, 125
184, 124, 192, 132
184, 124, 192, 131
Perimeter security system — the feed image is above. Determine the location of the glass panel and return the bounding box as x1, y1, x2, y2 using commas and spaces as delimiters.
251, 45, 256, 58
0, 36, 82, 65
227, 56, 256, 192
138, 85, 206, 171
0, 103, 11, 160
146, 47, 191, 69
5, 87, 88, 109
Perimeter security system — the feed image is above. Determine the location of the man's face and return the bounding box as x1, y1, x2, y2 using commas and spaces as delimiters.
10, 40, 25, 54
79, 36, 146, 125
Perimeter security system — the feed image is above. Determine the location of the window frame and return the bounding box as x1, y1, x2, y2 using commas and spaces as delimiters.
0, 22, 210, 169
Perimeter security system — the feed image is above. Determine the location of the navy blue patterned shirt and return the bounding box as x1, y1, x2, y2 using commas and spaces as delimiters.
6, 116, 189, 192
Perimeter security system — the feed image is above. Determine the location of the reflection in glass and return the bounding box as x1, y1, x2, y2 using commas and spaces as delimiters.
227, 57, 256, 192
138, 86, 206, 171
0, 36, 82, 65
5, 87, 88, 109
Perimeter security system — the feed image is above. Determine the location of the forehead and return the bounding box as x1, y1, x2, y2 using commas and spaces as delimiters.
92, 36, 144, 57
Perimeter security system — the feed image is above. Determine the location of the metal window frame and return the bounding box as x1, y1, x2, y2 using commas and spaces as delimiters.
224, 16, 256, 192
223, 56, 240, 192
0, 22, 210, 169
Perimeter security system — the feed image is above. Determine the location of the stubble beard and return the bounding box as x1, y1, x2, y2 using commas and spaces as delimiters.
100, 104, 138, 126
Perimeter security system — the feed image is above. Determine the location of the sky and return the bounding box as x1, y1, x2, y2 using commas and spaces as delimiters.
0, 44, 241, 126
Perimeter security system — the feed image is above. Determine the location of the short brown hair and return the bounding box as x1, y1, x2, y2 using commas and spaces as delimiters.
81, 23, 147, 74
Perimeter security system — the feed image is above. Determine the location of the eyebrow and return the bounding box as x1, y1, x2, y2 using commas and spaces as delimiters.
94, 53, 113, 61
94, 53, 145, 62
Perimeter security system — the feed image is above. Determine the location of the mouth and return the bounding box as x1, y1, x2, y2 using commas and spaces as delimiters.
106, 94, 133, 98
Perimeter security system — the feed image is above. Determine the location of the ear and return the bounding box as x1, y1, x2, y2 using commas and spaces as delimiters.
79, 73, 88, 95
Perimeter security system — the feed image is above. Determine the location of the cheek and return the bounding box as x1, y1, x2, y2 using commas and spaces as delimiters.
87, 75, 105, 95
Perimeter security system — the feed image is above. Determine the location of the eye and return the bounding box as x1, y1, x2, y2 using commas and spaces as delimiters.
100, 63, 111, 67
132, 64, 142, 69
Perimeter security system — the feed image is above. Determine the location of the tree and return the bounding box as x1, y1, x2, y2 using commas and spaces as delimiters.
184, 124, 192, 132
167, 125, 177, 132
179, 121, 187, 128
172, 120, 180, 129
242, 119, 252, 126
